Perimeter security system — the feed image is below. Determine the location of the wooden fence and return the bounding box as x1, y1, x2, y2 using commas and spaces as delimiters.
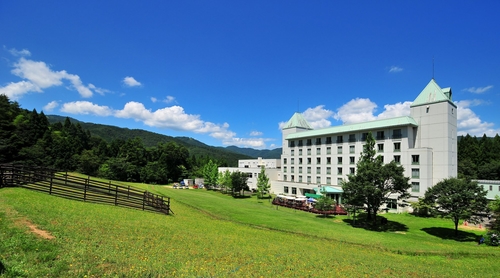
0, 164, 172, 215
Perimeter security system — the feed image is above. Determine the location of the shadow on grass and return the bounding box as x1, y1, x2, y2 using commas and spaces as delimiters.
421, 227, 479, 242
315, 214, 335, 219
232, 195, 251, 199
342, 214, 409, 232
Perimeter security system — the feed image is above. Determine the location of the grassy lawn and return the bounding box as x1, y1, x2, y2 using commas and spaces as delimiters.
1, 182, 499, 277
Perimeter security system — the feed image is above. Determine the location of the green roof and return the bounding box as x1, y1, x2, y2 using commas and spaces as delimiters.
313, 186, 343, 193
282, 112, 313, 130
286, 116, 417, 140
411, 79, 456, 108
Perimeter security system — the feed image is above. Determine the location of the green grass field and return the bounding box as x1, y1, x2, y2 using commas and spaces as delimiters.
1, 181, 499, 277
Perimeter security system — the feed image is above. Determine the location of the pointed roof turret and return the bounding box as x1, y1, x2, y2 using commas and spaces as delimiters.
411, 79, 455, 107
282, 112, 313, 130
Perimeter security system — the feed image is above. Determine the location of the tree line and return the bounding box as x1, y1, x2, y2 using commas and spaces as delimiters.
458, 134, 500, 180
0, 95, 228, 184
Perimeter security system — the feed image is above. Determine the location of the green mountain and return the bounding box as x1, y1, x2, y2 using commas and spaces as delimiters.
225, 146, 282, 159
46, 115, 254, 166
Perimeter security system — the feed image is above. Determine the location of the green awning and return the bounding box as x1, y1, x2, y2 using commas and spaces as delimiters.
305, 193, 322, 199
313, 186, 343, 194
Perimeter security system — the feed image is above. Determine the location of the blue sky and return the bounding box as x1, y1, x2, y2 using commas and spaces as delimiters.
1, 1, 499, 149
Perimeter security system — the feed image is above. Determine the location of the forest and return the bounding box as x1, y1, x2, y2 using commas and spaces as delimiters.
0, 95, 247, 184
1, 94, 500, 183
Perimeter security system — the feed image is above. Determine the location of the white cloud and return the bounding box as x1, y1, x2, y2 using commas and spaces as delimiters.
151, 97, 158, 103
222, 137, 269, 149
88, 83, 111, 95
334, 98, 377, 124
7, 57, 93, 98
462, 85, 493, 94
376, 101, 411, 119
303, 105, 334, 129
61, 101, 113, 116
164, 96, 175, 103
0, 81, 41, 100
43, 101, 59, 112
8, 47, 31, 57
123, 76, 141, 87
455, 100, 500, 136
250, 131, 263, 136
389, 66, 403, 73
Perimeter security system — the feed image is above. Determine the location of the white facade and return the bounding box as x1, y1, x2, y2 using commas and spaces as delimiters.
272, 79, 457, 202
219, 158, 280, 190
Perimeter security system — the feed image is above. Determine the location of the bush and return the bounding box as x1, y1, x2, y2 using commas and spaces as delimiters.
484, 231, 499, 246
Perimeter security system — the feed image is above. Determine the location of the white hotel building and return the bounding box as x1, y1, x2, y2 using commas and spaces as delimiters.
220, 79, 457, 209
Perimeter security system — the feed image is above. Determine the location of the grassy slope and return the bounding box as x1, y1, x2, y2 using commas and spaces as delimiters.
1, 184, 499, 277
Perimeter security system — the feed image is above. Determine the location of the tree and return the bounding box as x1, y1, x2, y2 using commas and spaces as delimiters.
218, 169, 232, 194
201, 159, 219, 189
342, 132, 411, 225
256, 166, 270, 199
424, 178, 489, 236
314, 189, 335, 218
488, 195, 500, 232
230, 171, 249, 197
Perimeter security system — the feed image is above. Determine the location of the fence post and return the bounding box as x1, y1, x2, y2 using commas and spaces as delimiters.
115, 184, 118, 206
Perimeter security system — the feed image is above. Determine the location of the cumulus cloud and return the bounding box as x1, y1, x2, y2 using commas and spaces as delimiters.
151, 96, 175, 104
222, 137, 270, 149
88, 83, 111, 95
376, 101, 411, 119
0, 57, 96, 99
389, 66, 403, 73
334, 98, 377, 124
7, 47, 31, 57
43, 101, 59, 112
462, 85, 494, 94
61, 101, 113, 116
303, 105, 335, 129
123, 76, 141, 87
455, 100, 500, 136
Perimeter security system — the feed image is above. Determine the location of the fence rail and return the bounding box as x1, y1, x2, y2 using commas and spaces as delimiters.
0, 164, 172, 215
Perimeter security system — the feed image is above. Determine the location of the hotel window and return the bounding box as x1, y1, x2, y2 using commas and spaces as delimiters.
291, 149, 295, 156
299, 158, 303, 165
284, 158, 287, 165
316, 148, 321, 155
291, 166, 295, 173
327, 167, 331, 174
307, 167, 311, 174
326, 177, 331, 185
412, 155, 420, 165
326, 137, 332, 144
283, 166, 287, 173
412, 168, 420, 178
307, 139, 312, 146
337, 167, 343, 175
394, 142, 401, 152
377, 143, 384, 153
338, 146, 343, 154
337, 177, 343, 184
289, 141, 295, 147
338, 157, 343, 164
307, 148, 311, 155
327, 157, 331, 164
291, 175, 295, 182
316, 138, 322, 145
316, 176, 321, 184
393, 155, 401, 164
298, 140, 303, 147
350, 167, 355, 174
298, 176, 303, 182
284, 175, 287, 181
307, 158, 311, 164
299, 149, 303, 155
327, 147, 331, 155
316, 167, 321, 174
291, 158, 295, 164
317, 157, 321, 164
284, 186, 289, 193
349, 134, 356, 142
350, 157, 355, 164
376, 131, 385, 140
393, 129, 402, 139
349, 145, 355, 153
307, 176, 311, 183
361, 133, 369, 141
337, 135, 343, 143
292, 187, 297, 195
412, 182, 420, 192
299, 167, 302, 174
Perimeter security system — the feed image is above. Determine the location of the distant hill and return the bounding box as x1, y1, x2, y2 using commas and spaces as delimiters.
225, 146, 282, 159
46, 115, 254, 166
